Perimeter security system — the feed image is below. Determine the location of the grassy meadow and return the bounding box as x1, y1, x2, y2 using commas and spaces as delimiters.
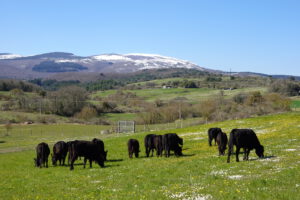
91, 87, 267, 103
0, 112, 299, 199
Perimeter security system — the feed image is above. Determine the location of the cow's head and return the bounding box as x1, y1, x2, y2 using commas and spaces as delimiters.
175, 146, 183, 156
51, 153, 57, 166
220, 145, 227, 155
135, 149, 139, 158
34, 158, 40, 167
255, 145, 264, 158
178, 137, 183, 146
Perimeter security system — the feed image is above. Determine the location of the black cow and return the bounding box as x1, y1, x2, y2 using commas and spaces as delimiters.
208, 128, 222, 146
227, 129, 264, 163
162, 133, 183, 157
216, 131, 228, 156
68, 140, 105, 170
127, 139, 140, 158
144, 134, 156, 157
34, 142, 50, 168
92, 138, 108, 161
52, 141, 68, 166
153, 135, 163, 157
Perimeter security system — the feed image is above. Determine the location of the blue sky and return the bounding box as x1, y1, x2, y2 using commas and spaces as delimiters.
1, 0, 300, 75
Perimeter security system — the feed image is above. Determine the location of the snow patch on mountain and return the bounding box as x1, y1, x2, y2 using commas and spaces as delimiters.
92, 54, 132, 61
0, 54, 23, 59
88, 53, 202, 70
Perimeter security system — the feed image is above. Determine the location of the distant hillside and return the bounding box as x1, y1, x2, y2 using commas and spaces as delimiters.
32, 61, 87, 73
0, 52, 299, 80
0, 52, 210, 79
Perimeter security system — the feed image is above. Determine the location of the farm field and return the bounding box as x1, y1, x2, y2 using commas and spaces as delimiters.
291, 97, 300, 111
0, 112, 299, 199
91, 87, 267, 103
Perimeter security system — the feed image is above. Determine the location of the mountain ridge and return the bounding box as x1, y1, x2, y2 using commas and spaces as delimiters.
0, 52, 299, 80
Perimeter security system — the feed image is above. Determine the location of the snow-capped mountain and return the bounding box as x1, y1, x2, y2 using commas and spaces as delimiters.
0, 53, 23, 60
0, 52, 211, 79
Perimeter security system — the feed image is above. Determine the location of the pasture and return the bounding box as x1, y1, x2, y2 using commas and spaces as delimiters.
91, 87, 267, 103
0, 112, 299, 199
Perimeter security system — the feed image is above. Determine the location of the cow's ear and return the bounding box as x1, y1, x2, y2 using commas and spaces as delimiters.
105, 150, 108, 153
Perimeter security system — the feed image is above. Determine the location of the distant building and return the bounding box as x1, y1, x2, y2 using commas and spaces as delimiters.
162, 85, 172, 89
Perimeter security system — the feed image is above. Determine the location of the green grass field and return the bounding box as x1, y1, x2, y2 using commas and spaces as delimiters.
0, 112, 299, 199
91, 87, 267, 103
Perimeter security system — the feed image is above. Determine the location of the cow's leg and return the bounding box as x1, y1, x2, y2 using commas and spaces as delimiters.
46, 158, 48, 168
236, 147, 240, 162
227, 146, 232, 163
208, 136, 212, 146
89, 159, 92, 168
243, 148, 247, 160
151, 149, 154, 157
39, 158, 43, 168
67, 154, 70, 165
246, 149, 251, 160
62, 156, 66, 166
145, 148, 149, 157
83, 158, 87, 168
70, 155, 77, 170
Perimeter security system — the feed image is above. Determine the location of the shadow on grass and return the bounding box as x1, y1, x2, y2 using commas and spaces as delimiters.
181, 154, 196, 157
106, 159, 123, 162
0, 141, 5, 143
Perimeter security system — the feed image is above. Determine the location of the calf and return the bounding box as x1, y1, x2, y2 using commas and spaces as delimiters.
162, 133, 183, 157
153, 135, 163, 157
144, 134, 156, 157
227, 129, 264, 163
127, 139, 140, 158
69, 140, 105, 170
52, 141, 68, 166
92, 138, 108, 161
208, 128, 222, 146
216, 132, 228, 156
34, 142, 50, 168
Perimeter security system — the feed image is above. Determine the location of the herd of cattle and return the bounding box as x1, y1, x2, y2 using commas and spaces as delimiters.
34, 128, 264, 170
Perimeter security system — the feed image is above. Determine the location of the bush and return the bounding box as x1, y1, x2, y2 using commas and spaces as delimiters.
269, 80, 300, 96
75, 106, 97, 120
48, 86, 88, 116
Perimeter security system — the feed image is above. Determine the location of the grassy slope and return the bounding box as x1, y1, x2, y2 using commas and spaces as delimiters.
91, 87, 267, 103
0, 112, 299, 199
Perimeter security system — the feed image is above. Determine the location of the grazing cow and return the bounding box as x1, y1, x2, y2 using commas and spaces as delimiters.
144, 134, 156, 157
227, 129, 264, 163
34, 142, 50, 168
208, 128, 222, 146
127, 139, 140, 158
154, 135, 163, 157
162, 133, 183, 157
52, 141, 68, 166
68, 140, 105, 170
92, 138, 108, 161
216, 132, 228, 156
